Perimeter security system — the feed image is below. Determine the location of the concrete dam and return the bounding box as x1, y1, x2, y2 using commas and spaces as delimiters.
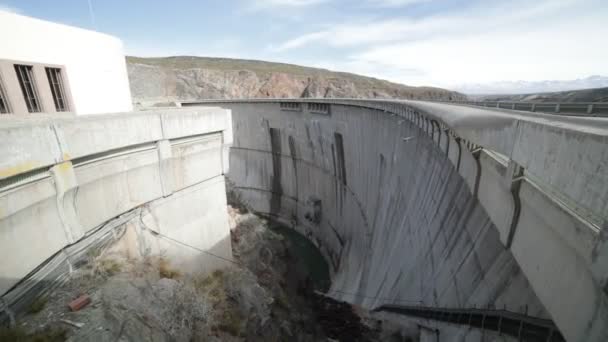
1, 99, 607, 341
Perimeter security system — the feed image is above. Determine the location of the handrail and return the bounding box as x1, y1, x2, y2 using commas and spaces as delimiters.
374, 304, 565, 342
182, 98, 608, 117
438, 100, 608, 117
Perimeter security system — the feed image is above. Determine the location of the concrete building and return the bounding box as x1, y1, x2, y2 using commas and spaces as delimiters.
0, 11, 132, 115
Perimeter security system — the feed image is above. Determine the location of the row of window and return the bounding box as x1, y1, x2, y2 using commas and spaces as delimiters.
279, 102, 331, 115
0, 64, 69, 114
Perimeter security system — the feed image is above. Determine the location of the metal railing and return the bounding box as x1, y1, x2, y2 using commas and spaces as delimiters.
374, 304, 565, 342
442, 100, 608, 117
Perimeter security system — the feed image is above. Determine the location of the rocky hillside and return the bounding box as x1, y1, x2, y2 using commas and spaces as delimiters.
126, 56, 466, 105
474, 86, 608, 103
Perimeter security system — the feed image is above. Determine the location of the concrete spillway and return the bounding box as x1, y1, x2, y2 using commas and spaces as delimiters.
1, 100, 608, 341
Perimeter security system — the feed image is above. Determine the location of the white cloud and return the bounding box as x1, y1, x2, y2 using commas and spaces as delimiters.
275, 0, 583, 51
352, 11, 608, 86
251, 0, 328, 9
0, 4, 21, 13
272, 0, 608, 86
366, 0, 430, 7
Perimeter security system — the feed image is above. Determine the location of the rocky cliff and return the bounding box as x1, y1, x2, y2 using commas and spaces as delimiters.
126, 56, 466, 105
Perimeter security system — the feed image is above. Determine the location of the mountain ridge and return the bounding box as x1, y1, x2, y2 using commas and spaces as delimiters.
471, 86, 608, 103
457, 75, 608, 95
126, 56, 466, 105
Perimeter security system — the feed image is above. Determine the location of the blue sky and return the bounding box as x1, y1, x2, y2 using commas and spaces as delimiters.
2, 0, 607, 89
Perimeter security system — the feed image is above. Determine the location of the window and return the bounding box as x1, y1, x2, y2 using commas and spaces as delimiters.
0, 75, 9, 114
280, 102, 302, 111
45, 67, 69, 112
308, 102, 330, 115
14, 64, 41, 113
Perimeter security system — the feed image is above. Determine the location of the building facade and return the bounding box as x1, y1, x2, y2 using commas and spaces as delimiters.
0, 11, 132, 115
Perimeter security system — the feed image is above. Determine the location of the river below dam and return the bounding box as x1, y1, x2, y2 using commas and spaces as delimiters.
268, 222, 331, 293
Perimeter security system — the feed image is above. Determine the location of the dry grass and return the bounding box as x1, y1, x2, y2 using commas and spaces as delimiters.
194, 269, 223, 289
99, 259, 122, 276
215, 309, 243, 337
158, 258, 181, 279
0, 326, 67, 342
191, 269, 244, 336
27, 297, 48, 315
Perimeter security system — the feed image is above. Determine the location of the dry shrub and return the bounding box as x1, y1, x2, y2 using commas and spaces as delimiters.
159, 258, 181, 279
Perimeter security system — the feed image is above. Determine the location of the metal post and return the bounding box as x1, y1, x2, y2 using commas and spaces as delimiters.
517, 320, 524, 340
497, 316, 503, 335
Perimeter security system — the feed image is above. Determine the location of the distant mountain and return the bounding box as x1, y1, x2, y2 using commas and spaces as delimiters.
457, 76, 608, 95
472, 87, 608, 103
126, 56, 466, 106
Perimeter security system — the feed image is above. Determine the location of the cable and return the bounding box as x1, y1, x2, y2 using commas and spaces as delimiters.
136, 207, 243, 267
326, 289, 422, 304
137, 207, 424, 306
151, 229, 242, 267
151, 228, 423, 305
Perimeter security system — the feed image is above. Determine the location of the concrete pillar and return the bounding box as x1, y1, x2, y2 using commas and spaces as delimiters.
157, 140, 175, 197
440, 129, 449, 155
447, 135, 461, 170
504, 160, 523, 248
50, 161, 82, 243
222, 109, 233, 175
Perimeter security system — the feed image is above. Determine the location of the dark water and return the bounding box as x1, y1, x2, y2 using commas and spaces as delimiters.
269, 223, 331, 292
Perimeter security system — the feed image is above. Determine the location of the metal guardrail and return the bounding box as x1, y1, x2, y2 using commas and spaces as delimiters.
374, 304, 565, 342
442, 100, 608, 117
183, 98, 608, 117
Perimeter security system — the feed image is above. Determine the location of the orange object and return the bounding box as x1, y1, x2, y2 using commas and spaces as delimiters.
68, 294, 91, 312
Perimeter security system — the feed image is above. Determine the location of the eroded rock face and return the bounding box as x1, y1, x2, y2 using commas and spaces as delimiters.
126, 60, 466, 106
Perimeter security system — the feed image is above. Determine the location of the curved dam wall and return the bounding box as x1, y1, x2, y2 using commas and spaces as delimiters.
224, 102, 547, 312
1, 99, 607, 341
197, 100, 608, 342
0, 108, 233, 316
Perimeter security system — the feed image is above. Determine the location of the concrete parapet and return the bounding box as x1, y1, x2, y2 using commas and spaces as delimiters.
0, 108, 233, 315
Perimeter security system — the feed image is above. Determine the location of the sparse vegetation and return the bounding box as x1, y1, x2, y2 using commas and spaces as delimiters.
85, 247, 102, 261
0, 325, 66, 342
274, 292, 290, 310
215, 309, 243, 337
158, 258, 181, 279
193, 269, 225, 292
27, 297, 48, 315
127, 56, 465, 101
98, 259, 122, 276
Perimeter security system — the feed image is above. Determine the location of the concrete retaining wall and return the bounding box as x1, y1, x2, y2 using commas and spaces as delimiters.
0, 108, 233, 315
215, 100, 608, 342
